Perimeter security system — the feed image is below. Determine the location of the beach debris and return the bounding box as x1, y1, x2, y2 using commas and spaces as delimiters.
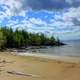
0, 60, 15, 63
7, 71, 39, 77
1, 60, 6, 63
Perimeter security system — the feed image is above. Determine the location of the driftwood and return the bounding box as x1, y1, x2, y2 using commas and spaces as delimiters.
7, 71, 39, 77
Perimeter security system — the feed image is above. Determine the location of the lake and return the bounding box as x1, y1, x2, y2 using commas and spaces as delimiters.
38, 40, 80, 57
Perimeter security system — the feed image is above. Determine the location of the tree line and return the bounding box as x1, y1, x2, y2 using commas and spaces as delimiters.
0, 27, 63, 49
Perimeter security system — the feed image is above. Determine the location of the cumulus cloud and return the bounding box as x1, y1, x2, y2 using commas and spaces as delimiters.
0, 0, 27, 16
0, 0, 79, 15
50, 7, 80, 32
0, 0, 80, 40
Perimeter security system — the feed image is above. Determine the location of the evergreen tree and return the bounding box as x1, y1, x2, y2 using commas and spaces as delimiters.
0, 29, 6, 49
0, 27, 62, 49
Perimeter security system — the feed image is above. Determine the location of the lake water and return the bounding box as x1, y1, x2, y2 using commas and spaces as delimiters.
38, 40, 80, 57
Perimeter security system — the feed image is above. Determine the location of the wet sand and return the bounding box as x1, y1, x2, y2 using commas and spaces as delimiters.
0, 52, 80, 80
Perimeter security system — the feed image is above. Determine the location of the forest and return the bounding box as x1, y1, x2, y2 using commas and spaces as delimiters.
0, 27, 63, 50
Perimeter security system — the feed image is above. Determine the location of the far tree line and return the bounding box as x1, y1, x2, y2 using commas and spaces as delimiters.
0, 27, 63, 50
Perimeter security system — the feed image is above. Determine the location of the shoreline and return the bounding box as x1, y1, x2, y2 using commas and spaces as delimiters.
1, 50, 80, 63
14, 52, 80, 63
0, 52, 80, 80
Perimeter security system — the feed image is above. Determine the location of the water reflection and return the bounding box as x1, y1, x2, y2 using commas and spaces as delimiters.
38, 40, 80, 57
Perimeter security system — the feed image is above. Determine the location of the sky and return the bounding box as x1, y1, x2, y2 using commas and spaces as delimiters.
0, 0, 80, 40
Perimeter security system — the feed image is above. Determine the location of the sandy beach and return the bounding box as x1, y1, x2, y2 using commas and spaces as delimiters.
0, 52, 80, 80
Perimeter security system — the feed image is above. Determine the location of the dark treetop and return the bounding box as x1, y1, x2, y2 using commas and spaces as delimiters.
0, 27, 64, 50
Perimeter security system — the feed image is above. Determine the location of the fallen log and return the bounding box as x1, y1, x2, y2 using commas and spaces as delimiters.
7, 71, 39, 77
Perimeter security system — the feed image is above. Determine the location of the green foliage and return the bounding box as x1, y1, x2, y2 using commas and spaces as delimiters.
0, 27, 61, 49
0, 29, 6, 49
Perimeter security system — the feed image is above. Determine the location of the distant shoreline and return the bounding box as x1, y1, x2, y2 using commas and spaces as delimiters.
7, 50, 80, 63
1, 50, 80, 63
1, 43, 65, 52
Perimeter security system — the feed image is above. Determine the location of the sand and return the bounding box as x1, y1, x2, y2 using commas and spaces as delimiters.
0, 52, 80, 80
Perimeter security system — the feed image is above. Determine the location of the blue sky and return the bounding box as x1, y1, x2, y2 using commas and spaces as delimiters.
0, 0, 80, 40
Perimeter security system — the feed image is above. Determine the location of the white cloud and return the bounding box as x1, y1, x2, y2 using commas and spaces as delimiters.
0, 0, 27, 21
0, 0, 80, 40
0, 0, 23, 15
63, 7, 80, 21
29, 18, 47, 26
0, 5, 11, 20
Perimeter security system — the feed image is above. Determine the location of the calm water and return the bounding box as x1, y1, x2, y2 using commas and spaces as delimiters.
38, 40, 80, 57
